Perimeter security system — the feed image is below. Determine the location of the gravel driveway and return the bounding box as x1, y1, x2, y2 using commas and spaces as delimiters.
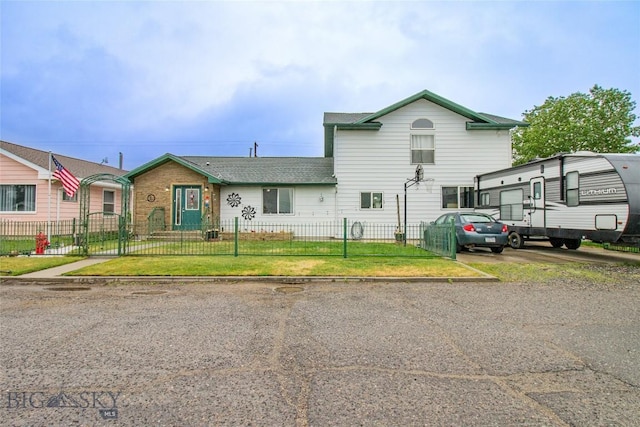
1, 268, 639, 426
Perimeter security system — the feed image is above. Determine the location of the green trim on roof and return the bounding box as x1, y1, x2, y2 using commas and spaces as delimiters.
227, 182, 337, 187
335, 122, 383, 130
356, 89, 496, 125
124, 153, 224, 184
466, 122, 523, 130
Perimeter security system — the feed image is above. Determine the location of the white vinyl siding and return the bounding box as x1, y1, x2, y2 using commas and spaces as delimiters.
333, 98, 513, 225
221, 186, 333, 221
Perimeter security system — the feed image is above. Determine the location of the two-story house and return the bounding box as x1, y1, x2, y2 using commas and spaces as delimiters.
125, 90, 526, 238
326, 89, 525, 226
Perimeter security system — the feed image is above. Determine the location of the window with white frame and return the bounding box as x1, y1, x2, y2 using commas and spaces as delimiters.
62, 191, 77, 202
0, 184, 36, 212
441, 186, 474, 209
103, 190, 115, 214
566, 171, 579, 207
410, 135, 435, 164
360, 192, 383, 209
263, 188, 293, 214
411, 118, 434, 129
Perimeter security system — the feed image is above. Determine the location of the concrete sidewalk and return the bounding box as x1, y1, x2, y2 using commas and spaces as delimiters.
16, 257, 115, 278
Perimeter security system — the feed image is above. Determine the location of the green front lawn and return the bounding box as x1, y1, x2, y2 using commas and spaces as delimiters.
65, 255, 480, 277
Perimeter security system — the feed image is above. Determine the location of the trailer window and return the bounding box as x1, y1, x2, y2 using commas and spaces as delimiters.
533, 182, 542, 200
500, 189, 523, 221
566, 172, 579, 207
480, 192, 490, 206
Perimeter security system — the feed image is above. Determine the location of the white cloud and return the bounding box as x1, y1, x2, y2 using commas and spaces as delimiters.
2, 0, 638, 162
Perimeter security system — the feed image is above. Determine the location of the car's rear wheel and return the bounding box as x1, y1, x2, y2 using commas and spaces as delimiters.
490, 246, 504, 254
508, 232, 525, 249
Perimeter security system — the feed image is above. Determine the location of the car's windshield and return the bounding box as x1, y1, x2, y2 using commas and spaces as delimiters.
461, 214, 493, 223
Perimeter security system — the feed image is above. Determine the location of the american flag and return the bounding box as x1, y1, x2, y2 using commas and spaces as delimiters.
52, 155, 80, 197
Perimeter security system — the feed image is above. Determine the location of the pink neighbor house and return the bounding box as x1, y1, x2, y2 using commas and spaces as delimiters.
1, 140, 128, 223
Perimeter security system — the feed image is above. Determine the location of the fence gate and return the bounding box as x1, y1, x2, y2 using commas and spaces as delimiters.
78, 173, 131, 256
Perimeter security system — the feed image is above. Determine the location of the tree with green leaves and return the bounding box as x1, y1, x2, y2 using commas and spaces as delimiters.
511, 85, 640, 165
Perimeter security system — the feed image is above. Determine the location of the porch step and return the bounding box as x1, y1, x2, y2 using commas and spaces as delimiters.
148, 230, 204, 241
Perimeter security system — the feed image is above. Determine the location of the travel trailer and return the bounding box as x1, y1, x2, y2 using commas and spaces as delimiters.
474, 152, 640, 249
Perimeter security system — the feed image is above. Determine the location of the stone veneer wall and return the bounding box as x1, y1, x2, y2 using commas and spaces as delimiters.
131, 161, 220, 235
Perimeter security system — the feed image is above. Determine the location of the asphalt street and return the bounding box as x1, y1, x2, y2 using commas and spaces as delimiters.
1, 272, 639, 426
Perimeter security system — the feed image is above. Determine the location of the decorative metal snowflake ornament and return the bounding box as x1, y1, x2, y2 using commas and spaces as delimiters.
241, 205, 256, 220
227, 192, 242, 208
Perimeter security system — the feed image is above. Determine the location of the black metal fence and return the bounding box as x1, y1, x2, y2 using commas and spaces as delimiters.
1, 218, 457, 258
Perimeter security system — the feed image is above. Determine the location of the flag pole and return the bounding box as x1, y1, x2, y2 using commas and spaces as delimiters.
48, 152, 52, 242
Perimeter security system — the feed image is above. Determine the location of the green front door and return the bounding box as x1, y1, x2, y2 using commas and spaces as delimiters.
173, 186, 202, 230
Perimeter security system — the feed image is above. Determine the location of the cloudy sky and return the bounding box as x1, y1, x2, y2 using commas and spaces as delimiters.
1, 0, 639, 170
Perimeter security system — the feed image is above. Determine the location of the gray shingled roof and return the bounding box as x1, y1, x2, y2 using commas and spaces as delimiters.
323, 111, 525, 127
180, 156, 336, 185
323, 112, 372, 124
477, 113, 525, 125
1, 140, 128, 177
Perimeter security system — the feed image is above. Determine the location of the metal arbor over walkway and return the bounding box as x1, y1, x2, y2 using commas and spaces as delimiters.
78, 173, 131, 256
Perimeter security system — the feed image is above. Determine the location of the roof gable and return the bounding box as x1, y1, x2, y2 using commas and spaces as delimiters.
323, 89, 528, 131
357, 89, 492, 124
321, 89, 528, 157
124, 153, 224, 184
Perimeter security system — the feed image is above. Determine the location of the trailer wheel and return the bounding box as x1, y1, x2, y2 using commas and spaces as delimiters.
508, 232, 525, 249
549, 238, 564, 248
564, 239, 582, 250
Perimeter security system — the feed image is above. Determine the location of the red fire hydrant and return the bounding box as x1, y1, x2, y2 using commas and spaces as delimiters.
35, 232, 49, 255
